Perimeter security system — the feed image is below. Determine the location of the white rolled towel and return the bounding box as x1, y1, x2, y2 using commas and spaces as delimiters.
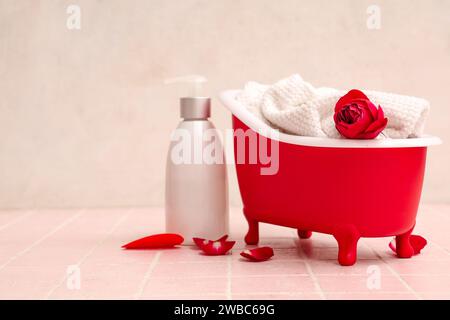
237, 74, 429, 139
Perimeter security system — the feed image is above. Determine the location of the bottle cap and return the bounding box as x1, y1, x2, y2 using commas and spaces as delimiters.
180, 97, 211, 119
164, 75, 210, 119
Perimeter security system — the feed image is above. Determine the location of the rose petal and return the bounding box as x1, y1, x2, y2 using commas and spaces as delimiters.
388, 235, 427, 255
202, 241, 236, 255
346, 89, 370, 100
410, 235, 427, 254
193, 235, 229, 248
360, 118, 388, 139
335, 89, 369, 112
365, 117, 388, 133
364, 100, 379, 120
240, 247, 274, 262
377, 105, 385, 120
193, 237, 208, 248
335, 123, 354, 138
192, 235, 235, 255
122, 233, 184, 249
336, 111, 372, 138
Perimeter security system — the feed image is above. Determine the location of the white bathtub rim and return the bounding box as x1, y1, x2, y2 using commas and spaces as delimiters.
218, 89, 442, 149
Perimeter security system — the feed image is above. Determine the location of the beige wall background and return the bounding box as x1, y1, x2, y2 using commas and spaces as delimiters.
0, 0, 449, 209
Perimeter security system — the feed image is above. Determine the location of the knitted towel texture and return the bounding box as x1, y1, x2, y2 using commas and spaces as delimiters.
237, 74, 429, 139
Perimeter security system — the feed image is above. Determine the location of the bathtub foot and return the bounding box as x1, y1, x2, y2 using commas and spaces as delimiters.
244, 219, 259, 245
333, 225, 360, 266
297, 229, 312, 239
395, 227, 414, 259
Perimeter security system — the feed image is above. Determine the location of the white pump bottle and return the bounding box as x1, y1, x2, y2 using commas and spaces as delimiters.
164, 75, 229, 245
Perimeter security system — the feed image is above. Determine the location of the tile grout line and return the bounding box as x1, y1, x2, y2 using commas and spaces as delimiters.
0, 210, 35, 232
44, 209, 132, 299
226, 255, 232, 300
428, 240, 450, 256
138, 274, 310, 280
294, 238, 326, 300
142, 290, 429, 298
363, 242, 423, 300
134, 251, 162, 299
135, 272, 444, 279
0, 209, 84, 273
314, 290, 440, 294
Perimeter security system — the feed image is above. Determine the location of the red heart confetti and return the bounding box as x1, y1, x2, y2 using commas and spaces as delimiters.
240, 246, 274, 262
122, 233, 184, 249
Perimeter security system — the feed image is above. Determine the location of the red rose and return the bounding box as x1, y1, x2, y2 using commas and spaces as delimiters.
334, 89, 388, 139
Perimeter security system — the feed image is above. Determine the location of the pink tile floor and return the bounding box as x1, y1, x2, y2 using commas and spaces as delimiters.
0, 205, 449, 300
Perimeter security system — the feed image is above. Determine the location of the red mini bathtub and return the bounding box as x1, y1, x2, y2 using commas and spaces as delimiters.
219, 90, 441, 266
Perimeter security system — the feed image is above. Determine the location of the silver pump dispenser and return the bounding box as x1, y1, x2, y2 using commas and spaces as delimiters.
165, 75, 210, 120
164, 74, 229, 245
